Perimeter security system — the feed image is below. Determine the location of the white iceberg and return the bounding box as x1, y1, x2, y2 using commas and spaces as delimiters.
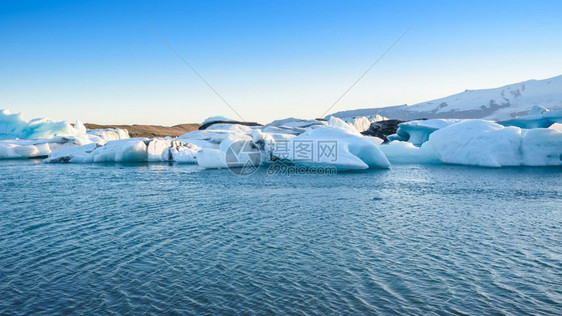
427, 120, 562, 167
45, 138, 200, 163
338, 114, 388, 133
520, 126, 562, 166
0, 109, 88, 141
194, 132, 255, 169
0, 110, 132, 159
87, 128, 130, 142
192, 117, 390, 171
147, 139, 200, 163
45, 138, 147, 163
273, 118, 390, 170
428, 120, 522, 167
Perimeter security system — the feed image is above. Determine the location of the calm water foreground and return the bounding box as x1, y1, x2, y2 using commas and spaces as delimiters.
1, 160, 561, 315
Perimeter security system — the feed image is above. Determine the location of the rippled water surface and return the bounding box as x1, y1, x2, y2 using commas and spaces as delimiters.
1, 160, 561, 315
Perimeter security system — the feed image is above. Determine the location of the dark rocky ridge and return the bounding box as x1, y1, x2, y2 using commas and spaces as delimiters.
198, 120, 262, 130
361, 120, 405, 142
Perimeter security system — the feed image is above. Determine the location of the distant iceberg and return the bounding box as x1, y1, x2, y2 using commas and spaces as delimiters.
498, 105, 562, 129
3, 106, 561, 169
279, 118, 390, 170
380, 118, 562, 167
45, 138, 199, 163
0, 109, 128, 159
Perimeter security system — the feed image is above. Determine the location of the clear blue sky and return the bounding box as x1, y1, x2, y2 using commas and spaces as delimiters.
1, 0, 561, 124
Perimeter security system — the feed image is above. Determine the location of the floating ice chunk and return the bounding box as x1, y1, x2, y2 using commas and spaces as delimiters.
196, 148, 228, 169
147, 139, 199, 163
0, 109, 89, 141
147, 139, 174, 161
395, 119, 463, 146
341, 115, 389, 132
0, 110, 95, 159
499, 107, 562, 129
379, 141, 440, 164
179, 128, 250, 143
171, 144, 200, 163
520, 125, 562, 166
44, 143, 100, 163
428, 120, 523, 167
278, 125, 390, 170
251, 129, 295, 163
45, 138, 201, 163
327, 117, 362, 135
193, 118, 390, 171
345, 116, 371, 132
0, 136, 90, 159
87, 128, 129, 142
179, 124, 254, 154
393, 120, 562, 167
45, 139, 147, 163
92, 139, 148, 162
0, 141, 50, 158
194, 132, 255, 169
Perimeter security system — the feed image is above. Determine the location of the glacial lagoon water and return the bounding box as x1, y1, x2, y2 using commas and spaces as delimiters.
1, 160, 561, 315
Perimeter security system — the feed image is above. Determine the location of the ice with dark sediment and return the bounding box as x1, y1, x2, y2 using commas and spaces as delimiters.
3, 106, 561, 168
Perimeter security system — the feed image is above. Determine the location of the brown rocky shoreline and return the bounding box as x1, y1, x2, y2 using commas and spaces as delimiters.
84, 123, 200, 138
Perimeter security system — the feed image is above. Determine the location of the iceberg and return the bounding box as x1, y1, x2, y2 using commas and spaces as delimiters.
193, 131, 256, 169
6, 105, 560, 169
0, 110, 130, 159
0, 136, 93, 159
191, 117, 390, 171
345, 116, 372, 132
498, 106, 562, 129
520, 126, 562, 166
147, 139, 199, 163
0, 140, 52, 159
272, 118, 390, 170
87, 128, 130, 142
45, 138, 200, 163
394, 119, 463, 146
428, 120, 522, 167
0, 110, 95, 159
338, 114, 388, 132
45, 138, 147, 163
427, 120, 562, 167
0, 109, 88, 141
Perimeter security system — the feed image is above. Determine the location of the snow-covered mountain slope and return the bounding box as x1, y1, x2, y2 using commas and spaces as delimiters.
329, 75, 562, 121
